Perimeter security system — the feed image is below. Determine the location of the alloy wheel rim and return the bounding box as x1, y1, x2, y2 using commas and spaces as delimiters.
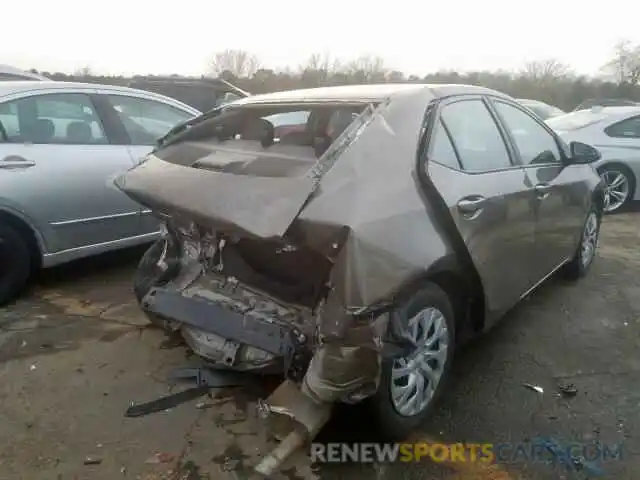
581, 212, 599, 268
601, 170, 629, 212
390, 307, 449, 417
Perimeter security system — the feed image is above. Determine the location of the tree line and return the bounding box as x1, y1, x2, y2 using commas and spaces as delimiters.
30, 40, 640, 112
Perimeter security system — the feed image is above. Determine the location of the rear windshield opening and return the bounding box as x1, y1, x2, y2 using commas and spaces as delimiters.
154, 103, 372, 173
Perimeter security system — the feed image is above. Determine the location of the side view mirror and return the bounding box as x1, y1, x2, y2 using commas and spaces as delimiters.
568, 141, 601, 164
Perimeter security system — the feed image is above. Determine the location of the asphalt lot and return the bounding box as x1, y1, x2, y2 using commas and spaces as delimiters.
1, 209, 640, 480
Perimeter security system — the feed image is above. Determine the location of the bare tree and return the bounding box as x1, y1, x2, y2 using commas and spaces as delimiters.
343, 54, 387, 82
301, 52, 341, 74
298, 52, 341, 86
209, 49, 261, 78
602, 40, 640, 85
520, 59, 571, 82
74, 65, 93, 77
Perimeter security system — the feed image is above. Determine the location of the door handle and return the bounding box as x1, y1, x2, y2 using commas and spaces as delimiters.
457, 196, 486, 215
534, 183, 551, 198
0, 155, 36, 169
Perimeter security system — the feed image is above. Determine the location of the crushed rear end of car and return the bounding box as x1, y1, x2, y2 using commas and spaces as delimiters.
113, 86, 451, 407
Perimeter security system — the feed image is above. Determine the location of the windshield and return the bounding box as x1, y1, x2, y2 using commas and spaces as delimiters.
546, 110, 609, 131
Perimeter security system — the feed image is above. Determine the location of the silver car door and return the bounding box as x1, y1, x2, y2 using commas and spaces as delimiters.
97, 92, 199, 233
0, 90, 141, 254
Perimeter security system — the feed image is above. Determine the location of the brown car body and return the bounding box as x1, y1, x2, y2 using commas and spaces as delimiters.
115, 83, 604, 409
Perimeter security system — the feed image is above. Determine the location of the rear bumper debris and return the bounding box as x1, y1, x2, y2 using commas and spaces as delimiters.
141, 286, 311, 381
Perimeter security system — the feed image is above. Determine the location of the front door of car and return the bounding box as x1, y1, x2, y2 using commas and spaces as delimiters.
97, 93, 198, 234
488, 99, 586, 280
0, 91, 141, 253
425, 97, 538, 320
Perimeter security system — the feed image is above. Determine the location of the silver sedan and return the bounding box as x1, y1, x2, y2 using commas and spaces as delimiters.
546, 106, 640, 213
0, 81, 200, 304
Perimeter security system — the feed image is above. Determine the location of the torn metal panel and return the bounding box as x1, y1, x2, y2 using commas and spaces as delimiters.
113, 155, 316, 240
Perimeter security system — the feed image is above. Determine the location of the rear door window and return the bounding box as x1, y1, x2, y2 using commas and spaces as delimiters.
428, 120, 461, 169
605, 116, 640, 138
440, 99, 512, 172
0, 93, 107, 144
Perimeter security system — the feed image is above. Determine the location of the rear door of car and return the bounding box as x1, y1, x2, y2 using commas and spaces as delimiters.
0, 88, 142, 254
425, 95, 538, 319
487, 97, 587, 280
90, 90, 200, 233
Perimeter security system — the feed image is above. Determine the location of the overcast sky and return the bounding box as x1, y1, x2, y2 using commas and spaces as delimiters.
3, 0, 639, 77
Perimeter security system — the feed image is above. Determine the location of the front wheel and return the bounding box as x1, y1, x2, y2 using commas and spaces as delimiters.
368, 283, 455, 440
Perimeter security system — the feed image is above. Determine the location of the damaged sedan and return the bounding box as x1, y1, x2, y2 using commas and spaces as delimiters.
114, 83, 605, 440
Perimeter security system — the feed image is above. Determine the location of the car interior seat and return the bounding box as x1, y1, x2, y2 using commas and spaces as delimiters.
66, 121, 93, 144
30, 118, 55, 143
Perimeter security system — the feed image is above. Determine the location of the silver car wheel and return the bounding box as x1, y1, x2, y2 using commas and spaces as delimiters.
601, 169, 630, 212
390, 307, 449, 417
581, 212, 599, 268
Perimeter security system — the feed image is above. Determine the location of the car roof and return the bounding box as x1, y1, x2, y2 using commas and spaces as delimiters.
0, 64, 49, 81
591, 105, 640, 115
517, 98, 545, 105
229, 83, 509, 105
569, 105, 640, 120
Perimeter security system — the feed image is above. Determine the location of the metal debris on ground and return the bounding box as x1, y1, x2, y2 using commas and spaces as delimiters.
83, 457, 102, 465
125, 366, 251, 417
522, 383, 544, 394
558, 383, 578, 397
196, 401, 214, 410
144, 452, 175, 464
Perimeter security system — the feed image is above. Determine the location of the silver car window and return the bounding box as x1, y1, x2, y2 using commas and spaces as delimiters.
0, 93, 107, 145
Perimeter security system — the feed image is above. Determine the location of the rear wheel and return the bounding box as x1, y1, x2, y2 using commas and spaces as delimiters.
0, 223, 31, 305
598, 164, 635, 213
369, 283, 455, 440
563, 207, 601, 280
133, 238, 180, 328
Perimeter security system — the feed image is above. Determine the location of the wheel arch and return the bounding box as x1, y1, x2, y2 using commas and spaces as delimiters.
0, 208, 44, 270
597, 161, 637, 190
395, 254, 486, 345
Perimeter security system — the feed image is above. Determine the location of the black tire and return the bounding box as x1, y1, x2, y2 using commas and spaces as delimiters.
133, 237, 181, 301
597, 164, 636, 214
133, 238, 180, 328
368, 282, 456, 440
0, 223, 32, 306
563, 206, 601, 280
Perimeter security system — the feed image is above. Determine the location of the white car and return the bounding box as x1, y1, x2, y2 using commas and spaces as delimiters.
0, 81, 200, 304
547, 106, 640, 213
